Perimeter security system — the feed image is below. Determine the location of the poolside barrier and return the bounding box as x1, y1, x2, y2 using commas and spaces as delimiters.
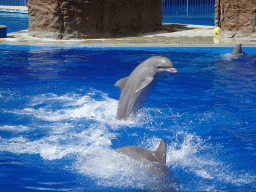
0, 25, 7, 38
0, 0, 28, 6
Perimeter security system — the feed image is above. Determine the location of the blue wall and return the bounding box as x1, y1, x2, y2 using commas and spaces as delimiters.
162, 0, 215, 25
163, 0, 215, 16
0, 0, 28, 6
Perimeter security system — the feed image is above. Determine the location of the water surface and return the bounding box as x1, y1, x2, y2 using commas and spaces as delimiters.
0, 45, 256, 191
0, 12, 28, 33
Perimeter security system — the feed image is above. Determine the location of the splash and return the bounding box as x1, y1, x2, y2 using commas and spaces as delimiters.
1, 88, 256, 191
0, 124, 115, 160
0, 125, 29, 132
165, 131, 256, 191
6, 89, 150, 129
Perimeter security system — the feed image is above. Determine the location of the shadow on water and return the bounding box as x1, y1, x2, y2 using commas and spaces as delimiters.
162, 24, 195, 33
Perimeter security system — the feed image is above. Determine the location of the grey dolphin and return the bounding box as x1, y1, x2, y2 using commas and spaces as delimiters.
230, 44, 242, 56
115, 56, 178, 120
116, 139, 167, 178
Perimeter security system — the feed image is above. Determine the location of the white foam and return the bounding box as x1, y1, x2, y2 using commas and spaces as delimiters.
75, 146, 166, 189
165, 131, 256, 190
8, 90, 144, 128
196, 170, 213, 179
222, 52, 242, 62
1, 89, 255, 190
167, 132, 206, 164
29, 93, 75, 107
0, 123, 114, 159
0, 125, 29, 132
1, 126, 255, 190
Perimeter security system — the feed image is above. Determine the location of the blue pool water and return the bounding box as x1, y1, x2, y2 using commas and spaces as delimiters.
162, 16, 214, 26
0, 12, 28, 33
0, 44, 256, 191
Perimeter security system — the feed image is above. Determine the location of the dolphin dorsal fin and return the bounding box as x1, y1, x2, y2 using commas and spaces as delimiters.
153, 139, 166, 164
115, 77, 129, 90
230, 44, 242, 55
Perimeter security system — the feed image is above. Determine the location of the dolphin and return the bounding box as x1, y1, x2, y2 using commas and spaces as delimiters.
115, 56, 178, 120
212, 44, 244, 65
116, 139, 167, 178
230, 44, 242, 56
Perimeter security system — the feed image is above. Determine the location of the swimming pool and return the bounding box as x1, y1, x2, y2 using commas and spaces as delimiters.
0, 12, 28, 33
0, 44, 256, 191
162, 15, 214, 26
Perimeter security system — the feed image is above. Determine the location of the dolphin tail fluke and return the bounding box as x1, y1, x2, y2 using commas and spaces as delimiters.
154, 139, 166, 164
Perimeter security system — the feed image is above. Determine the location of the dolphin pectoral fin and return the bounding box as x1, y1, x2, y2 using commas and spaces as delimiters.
115, 77, 129, 90
135, 77, 154, 93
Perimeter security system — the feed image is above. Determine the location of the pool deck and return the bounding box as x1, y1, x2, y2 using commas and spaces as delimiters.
0, 6, 256, 47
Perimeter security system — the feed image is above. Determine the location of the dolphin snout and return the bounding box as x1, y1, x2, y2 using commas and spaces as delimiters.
167, 67, 178, 73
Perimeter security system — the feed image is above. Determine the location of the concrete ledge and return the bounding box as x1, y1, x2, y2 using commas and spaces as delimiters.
0, 24, 256, 47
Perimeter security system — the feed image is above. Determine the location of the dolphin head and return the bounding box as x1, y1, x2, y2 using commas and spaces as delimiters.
153, 56, 178, 76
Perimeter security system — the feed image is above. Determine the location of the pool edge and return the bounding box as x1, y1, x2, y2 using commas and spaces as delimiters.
1, 26, 256, 48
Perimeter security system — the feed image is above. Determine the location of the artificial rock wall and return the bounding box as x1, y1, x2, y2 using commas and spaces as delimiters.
27, 0, 162, 39
215, 0, 256, 37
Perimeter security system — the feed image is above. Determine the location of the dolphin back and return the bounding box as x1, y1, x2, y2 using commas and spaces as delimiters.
230, 44, 242, 56
116, 139, 166, 164
116, 139, 167, 178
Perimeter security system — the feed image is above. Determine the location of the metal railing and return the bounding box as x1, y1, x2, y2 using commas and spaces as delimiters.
1, 0, 215, 16
0, 0, 28, 6
1, 0, 215, 18
162, 0, 215, 17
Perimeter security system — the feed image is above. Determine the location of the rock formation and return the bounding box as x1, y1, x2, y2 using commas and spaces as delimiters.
215, 0, 256, 37
27, 0, 162, 39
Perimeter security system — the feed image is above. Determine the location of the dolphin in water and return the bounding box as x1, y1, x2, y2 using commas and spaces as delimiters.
115, 56, 178, 120
230, 44, 242, 56
212, 44, 244, 65
116, 139, 167, 178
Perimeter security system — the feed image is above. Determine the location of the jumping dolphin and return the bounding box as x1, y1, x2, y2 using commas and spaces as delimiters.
230, 44, 242, 56
115, 56, 178, 120
116, 139, 167, 178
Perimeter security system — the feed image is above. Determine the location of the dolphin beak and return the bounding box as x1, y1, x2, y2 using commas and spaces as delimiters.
167, 67, 178, 73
